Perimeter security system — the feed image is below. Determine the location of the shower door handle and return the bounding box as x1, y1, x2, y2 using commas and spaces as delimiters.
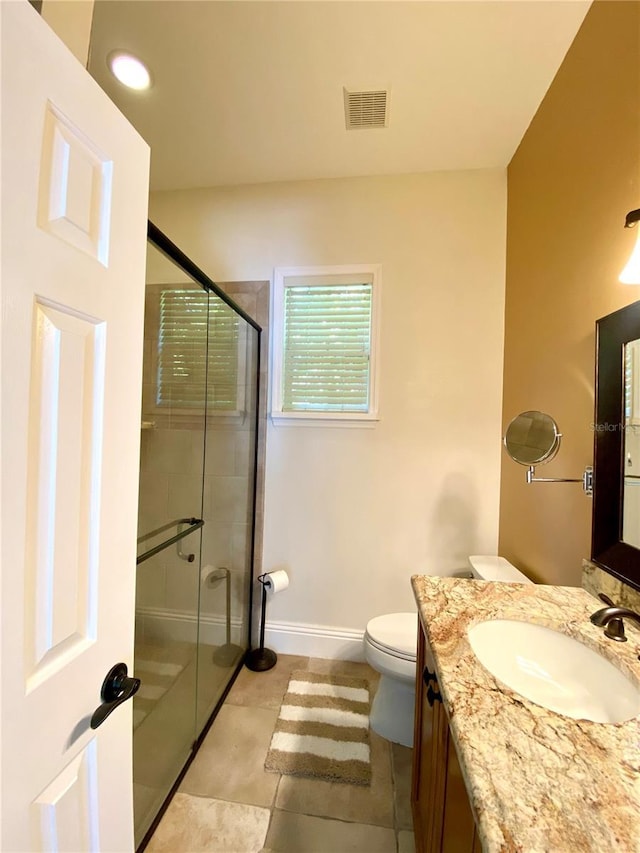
90, 662, 140, 730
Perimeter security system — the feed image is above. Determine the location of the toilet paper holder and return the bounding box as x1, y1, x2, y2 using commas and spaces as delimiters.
245, 572, 285, 672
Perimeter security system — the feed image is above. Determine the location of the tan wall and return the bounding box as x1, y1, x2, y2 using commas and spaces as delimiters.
41, 0, 94, 67
499, 0, 640, 585
150, 168, 508, 631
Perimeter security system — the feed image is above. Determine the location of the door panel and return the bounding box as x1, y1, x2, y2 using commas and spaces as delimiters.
32, 744, 99, 851
1, 2, 150, 850
38, 103, 114, 265
26, 300, 105, 687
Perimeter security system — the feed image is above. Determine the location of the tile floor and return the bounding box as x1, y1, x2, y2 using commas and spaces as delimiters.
146, 655, 416, 853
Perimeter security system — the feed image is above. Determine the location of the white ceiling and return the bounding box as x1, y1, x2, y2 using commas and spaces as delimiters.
88, 1, 591, 191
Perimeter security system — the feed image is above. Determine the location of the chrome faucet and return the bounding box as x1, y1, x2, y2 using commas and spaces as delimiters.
590, 601, 640, 642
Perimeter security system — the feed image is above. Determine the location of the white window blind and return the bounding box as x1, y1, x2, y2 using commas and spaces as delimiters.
157, 288, 240, 411
282, 283, 372, 412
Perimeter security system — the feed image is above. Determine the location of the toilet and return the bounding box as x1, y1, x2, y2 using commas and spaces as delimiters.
363, 555, 532, 747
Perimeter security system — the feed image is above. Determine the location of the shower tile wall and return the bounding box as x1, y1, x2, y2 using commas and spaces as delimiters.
200, 433, 253, 622
137, 426, 252, 626
137, 429, 204, 615
137, 279, 206, 639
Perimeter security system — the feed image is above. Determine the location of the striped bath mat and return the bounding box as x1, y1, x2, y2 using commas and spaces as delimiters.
264, 670, 371, 785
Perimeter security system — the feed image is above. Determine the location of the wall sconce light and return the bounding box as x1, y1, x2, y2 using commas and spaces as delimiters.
619, 208, 640, 285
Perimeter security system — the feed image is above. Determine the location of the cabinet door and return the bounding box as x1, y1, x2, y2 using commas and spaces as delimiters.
412, 625, 480, 853
472, 828, 483, 852
412, 627, 447, 852
441, 728, 477, 853
412, 626, 432, 848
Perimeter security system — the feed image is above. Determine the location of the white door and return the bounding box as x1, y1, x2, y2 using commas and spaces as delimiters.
1, 2, 150, 850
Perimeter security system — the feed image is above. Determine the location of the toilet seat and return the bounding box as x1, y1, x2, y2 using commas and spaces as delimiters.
367, 637, 415, 662
365, 613, 417, 662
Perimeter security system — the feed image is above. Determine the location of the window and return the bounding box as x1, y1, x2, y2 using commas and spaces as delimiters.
271, 265, 381, 423
155, 287, 244, 414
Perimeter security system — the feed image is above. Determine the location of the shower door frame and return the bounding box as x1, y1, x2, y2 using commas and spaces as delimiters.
137, 221, 262, 852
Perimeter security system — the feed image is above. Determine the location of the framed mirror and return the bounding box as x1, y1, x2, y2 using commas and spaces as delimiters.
592, 300, 640, 591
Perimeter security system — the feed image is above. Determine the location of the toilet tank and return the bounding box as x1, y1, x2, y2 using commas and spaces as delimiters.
468, 555, 532, 584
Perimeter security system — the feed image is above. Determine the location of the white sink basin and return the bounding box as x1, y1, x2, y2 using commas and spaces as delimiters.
467, 619, 640, 724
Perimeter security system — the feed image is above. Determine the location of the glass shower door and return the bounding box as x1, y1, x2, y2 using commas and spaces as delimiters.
133, 228, 262, 848
196, 293, 259, 731
133, 242, 207, 845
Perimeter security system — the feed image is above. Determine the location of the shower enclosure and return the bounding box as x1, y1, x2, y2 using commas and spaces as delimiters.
133, 224, 261, 847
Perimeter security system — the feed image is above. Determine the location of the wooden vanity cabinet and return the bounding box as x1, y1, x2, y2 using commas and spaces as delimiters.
411, 624, 481, 853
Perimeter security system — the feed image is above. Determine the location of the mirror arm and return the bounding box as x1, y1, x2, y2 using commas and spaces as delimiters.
526, 466, 593, 496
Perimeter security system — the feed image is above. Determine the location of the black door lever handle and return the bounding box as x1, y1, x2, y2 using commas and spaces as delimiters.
90, 662, 140, 730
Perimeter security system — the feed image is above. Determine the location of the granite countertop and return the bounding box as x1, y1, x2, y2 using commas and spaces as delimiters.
411, 576, 640, 852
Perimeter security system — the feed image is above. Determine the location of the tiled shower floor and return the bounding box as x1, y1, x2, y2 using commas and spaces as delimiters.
146, 655, 416, 853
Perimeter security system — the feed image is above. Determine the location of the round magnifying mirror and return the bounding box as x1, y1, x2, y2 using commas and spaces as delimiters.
503, 411, 561, 466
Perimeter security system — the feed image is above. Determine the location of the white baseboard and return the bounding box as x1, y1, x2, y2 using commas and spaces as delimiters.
136, 607, 245, 647
136, 608, 365, 662
264, 620, 365, 661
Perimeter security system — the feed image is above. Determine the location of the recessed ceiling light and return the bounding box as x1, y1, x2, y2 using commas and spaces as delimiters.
108, 51, 152, 91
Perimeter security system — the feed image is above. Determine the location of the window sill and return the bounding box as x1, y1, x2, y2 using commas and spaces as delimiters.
270, 412, 380, 429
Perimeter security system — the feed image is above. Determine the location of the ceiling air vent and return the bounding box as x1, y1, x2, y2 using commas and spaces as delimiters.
343, 88, 389, 130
